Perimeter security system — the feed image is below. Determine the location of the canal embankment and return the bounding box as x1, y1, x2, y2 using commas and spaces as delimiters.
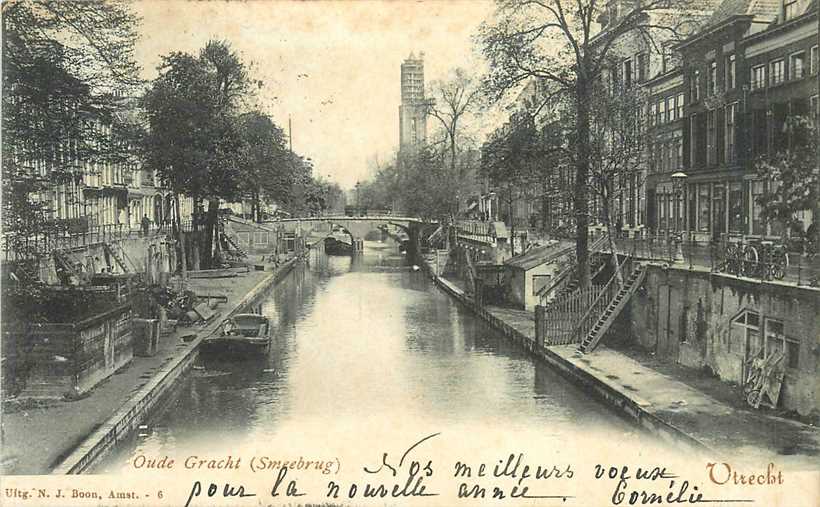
1, 256, 302, 476
423, 261, 820, 464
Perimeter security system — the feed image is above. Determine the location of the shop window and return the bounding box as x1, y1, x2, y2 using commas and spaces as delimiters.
751, 181, 765, 235
712, 183, 725, 236
728, 182, 743, 233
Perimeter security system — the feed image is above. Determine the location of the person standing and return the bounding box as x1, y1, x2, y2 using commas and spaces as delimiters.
141, 215, 150, 237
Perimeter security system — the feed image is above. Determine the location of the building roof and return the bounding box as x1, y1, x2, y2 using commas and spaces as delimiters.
705, 0, 780, 27
504, 239, 574, 271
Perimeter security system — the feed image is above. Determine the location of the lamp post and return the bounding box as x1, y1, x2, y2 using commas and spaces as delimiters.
671, 171, 688, 263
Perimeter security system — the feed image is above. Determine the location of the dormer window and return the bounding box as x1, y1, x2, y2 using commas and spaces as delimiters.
784, 0, 798, 20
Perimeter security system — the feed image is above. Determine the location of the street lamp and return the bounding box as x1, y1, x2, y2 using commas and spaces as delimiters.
671, 171, 688, 263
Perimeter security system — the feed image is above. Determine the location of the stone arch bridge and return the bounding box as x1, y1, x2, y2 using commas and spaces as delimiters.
268, 215, 438, 254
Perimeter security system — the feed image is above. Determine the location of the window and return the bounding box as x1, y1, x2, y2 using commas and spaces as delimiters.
666, 96, 675, 122
733, 310, 761, 358
676, 136, 684, 169
725, 103, 736, 164
728, 181, 743, 233
698, 183, 711, 232
751, 180, 765, 235
676, 92, 684, 118
237, 232, 250, 246
649, 102, 657, 127
691, 69, 701, 101
637, 52, 648, 82
623, 58, 633, 88
708, 61, 717, 95
254, 231, 268, 245
751, 65, 766, 90
789, 51, 805, 80
769, 59, 784, 86
725, 54, 736, 90
707, 110, 716, 166
784, 0, 798, 20
657, 99, 666, 125
812, 46, 818, 74
689, 115, 698, 166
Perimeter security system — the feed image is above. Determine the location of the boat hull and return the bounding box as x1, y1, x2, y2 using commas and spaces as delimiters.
201, 336, 271, 356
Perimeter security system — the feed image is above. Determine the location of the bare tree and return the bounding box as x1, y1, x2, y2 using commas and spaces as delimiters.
426, 68, 483, 217
588, 83, 646, 284
480, 0, 703, 288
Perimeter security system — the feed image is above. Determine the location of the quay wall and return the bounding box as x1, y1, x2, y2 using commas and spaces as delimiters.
51, 257, 301, 475
421, 260, 712, 454
624, 266, 820, 417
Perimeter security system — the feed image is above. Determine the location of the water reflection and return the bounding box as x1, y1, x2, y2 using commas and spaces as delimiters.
97, 239, 649, 473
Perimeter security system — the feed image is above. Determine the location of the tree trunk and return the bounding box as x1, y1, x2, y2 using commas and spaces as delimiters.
202, 198, 220, 269
575, 78, 592, 288
602, 196, 624, 287
174, 193, 187, 285
508, 187, 516, 257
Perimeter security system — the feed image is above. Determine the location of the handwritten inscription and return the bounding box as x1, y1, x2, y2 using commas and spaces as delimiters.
454, 453, 574, 500
593, 464, 755, 505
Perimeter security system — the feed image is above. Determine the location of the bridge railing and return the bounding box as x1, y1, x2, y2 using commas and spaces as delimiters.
454, 220, 494, 242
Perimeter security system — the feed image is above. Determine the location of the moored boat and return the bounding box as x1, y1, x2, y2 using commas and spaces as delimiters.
202, 314, 272, 356
324, 235, 353, 255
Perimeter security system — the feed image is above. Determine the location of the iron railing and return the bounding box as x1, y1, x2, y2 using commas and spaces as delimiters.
2, 222, 175, 261
611, 232, 819, 287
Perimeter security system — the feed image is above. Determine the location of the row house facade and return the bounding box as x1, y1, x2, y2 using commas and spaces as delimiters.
649, 0, 818, 242
594, 0, 723, 238
43, 102, 194, 238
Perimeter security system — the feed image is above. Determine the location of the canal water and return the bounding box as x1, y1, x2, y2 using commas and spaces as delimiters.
97, 239, 658, 476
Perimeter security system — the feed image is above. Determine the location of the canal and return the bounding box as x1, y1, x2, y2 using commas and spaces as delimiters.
97, 239, 657, 475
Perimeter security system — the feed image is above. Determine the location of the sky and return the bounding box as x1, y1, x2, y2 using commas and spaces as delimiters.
133, 0, 495, 190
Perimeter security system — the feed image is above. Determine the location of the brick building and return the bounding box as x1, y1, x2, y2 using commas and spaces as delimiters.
649, 0, 818, 241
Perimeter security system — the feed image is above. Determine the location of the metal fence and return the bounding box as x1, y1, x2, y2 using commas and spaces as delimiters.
2, 222, 175, 262
612, 233, 820, 287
